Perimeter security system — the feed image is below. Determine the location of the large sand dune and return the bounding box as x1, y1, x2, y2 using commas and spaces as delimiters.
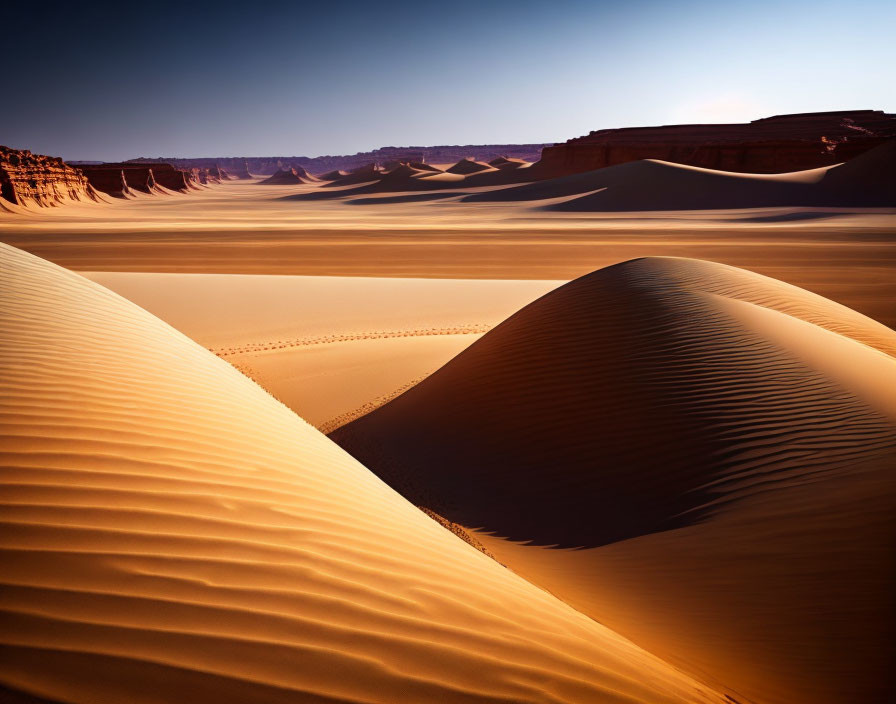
0, 244, 727, 704
333, 257, 896, 704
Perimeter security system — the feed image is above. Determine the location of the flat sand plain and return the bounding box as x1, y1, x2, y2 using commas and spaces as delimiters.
83, 272, 558, 429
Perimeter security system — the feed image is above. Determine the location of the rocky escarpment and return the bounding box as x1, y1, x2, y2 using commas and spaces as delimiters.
536, 110, 896, 177
0, 146, 101, 209
78, 163, 198, 197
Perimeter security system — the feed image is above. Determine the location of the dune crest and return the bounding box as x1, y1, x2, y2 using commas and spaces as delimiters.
333, 257, 896, 704
0, 244, 726, 704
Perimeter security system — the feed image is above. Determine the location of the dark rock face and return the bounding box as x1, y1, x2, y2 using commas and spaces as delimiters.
207, 166, 225, 182
536, 110, 896, 176
0, 146, 99, 208
79, 163, 194, 196
227, 160, 253, 179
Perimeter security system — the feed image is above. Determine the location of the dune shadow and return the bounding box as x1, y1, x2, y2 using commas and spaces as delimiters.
727, 210, 858, 223
347, 192, 470, 205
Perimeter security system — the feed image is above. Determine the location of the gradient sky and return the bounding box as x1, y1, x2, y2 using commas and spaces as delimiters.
3, 0, 894, 160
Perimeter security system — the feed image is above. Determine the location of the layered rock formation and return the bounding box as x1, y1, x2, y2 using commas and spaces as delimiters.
189, 166, 225, 185
537, 110, 896, 176
79, 163, 197, 197
0, 146, 100, 208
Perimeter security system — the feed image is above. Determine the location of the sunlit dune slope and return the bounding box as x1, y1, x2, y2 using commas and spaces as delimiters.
464, 140, 896, 209
333, 257, 896, 704
0, 244, 725, 704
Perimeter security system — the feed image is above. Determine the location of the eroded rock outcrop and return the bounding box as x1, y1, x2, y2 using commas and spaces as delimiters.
79, 163, 195, 197
0, 146, 100, 208
536, 110, 896, 177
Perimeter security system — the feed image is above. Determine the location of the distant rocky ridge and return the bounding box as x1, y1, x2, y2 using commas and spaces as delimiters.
0, 146, 101, 208
537, 110, 896, 176
127, 144, 550, 176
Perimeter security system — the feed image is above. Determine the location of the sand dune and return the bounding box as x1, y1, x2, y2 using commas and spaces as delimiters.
333, 257, 896, 704
317, 169, 349, 181
465, 140, 896, 209
322, 165, 383, 188
83, 272, 558, 429
0, 244, 727, 704
445, 158, 496, 175
488, 156, 527, 169
258, 168, 316, 185
285, 166, 465, 201
408, 162, 442, 172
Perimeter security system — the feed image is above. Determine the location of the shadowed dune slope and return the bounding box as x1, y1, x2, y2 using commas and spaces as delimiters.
446, 158, 496, 175
317, 169, 349, 180
258, 168, 316, 185
332, 257, 896, 704
464, 140, 896, 209
409, 162, 442, 172
0, 244, 725, 704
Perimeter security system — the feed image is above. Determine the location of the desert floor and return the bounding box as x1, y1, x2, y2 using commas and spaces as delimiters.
3, 178, 894, 428
2, 178, 894, 704
2, 179, 894, 328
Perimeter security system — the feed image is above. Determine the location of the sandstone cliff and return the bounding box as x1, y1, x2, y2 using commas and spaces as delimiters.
79, 163, 195, 196
536, 110, 896, 176
0, 146, 101, 208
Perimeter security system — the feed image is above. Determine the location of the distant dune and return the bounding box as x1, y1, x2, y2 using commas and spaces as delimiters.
317, 169, 348, 180
488, 156, 527, 169
445, 158, 496, 175
257, 167, 317, 185
408, 161, 442, 172
0, 244, 728, 704
333, 257, 896, 704
465, 140, 896, 209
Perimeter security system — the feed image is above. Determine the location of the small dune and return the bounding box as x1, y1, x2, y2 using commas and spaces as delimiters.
316, 169, 349, 180
0, 244, 727, 704
257, 167, 316, 185
488, 156, 528, 169
332, 257, 896, 704
445, 158, 496, 175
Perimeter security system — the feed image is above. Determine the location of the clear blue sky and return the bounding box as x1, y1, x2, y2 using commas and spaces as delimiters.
3, 0, 893, 160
